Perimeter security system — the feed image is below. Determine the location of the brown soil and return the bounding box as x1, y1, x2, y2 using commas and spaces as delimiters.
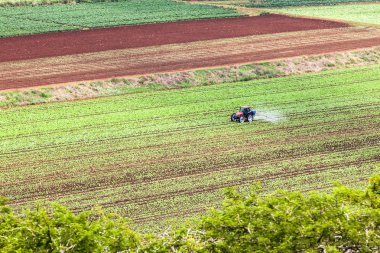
0, 14, 347, 63
1, 27, 380, 90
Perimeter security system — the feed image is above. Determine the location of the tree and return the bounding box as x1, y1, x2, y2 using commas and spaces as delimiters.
0, 200, 140, 252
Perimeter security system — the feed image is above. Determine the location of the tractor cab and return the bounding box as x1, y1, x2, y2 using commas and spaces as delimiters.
240, 106, 251, 114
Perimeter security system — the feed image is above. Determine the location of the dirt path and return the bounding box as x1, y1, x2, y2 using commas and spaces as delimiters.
1, 27, 380, 90
0, 14, 347, 63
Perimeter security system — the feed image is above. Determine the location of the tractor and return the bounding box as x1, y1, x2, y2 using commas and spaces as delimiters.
231, 106, 257, 123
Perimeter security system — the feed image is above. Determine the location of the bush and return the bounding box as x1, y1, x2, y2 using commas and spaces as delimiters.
259, 11, 271, 16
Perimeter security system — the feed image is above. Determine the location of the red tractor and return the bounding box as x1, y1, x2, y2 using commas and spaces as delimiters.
231, 106, 257, 123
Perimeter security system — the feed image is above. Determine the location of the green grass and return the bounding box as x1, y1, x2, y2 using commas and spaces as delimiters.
0, 0, 240, 37
1, 65, 380, 231
273, 4, 380, 25
246, 0, 380, 7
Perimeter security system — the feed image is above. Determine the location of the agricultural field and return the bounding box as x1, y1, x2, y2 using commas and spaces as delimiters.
246, 0, 380, 7
2, 27, 380, 90
1, 65, 379, 230
0, 0, 239, 37
1, 47, 380, 108
1, 0, 380, 237
1, 14, 345, 63
274, 4, 380, 25
4, 14, 370, 90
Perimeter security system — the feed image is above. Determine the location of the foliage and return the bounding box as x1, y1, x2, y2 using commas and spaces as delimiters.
1, 65, 380, 230
1, 173, 379, 252
273, 4, 380, 25
0, 0, 240, 37
247, 0, 380, 7
0, 199, 141, 252
175, 173, 380, 252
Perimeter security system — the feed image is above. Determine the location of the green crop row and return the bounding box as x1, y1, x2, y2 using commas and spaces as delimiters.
1, 65, 380, 231
0, 0, 240, 37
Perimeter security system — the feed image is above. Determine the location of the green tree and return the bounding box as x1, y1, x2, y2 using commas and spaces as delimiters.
0, 200, 140, 252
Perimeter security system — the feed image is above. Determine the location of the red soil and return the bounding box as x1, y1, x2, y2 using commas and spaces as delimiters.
0, 14, 348, 62
1, 27, 380, 91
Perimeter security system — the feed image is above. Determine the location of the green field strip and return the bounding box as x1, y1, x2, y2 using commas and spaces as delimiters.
1, 91, 375, 170
10, 145, 378, 206
2, 106, 379, 176
2, 108, 379, 172
1, 65, 378, 125
1, 85, 379, 156
0, 0, 240, 37
272, 4, 380, 25
2, 121, 376, 190
0, 15, 76, 37
1, 67, 379, 137
0, 100, 376, 167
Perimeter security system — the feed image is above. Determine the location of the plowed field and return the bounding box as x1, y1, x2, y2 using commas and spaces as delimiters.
0, 14, 346, 62
1, 27, 380, 90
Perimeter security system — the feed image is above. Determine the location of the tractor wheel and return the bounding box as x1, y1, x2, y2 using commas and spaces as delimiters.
248, 114, 254, 123
239, 116, 245, 123
231, 114, 236, 122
